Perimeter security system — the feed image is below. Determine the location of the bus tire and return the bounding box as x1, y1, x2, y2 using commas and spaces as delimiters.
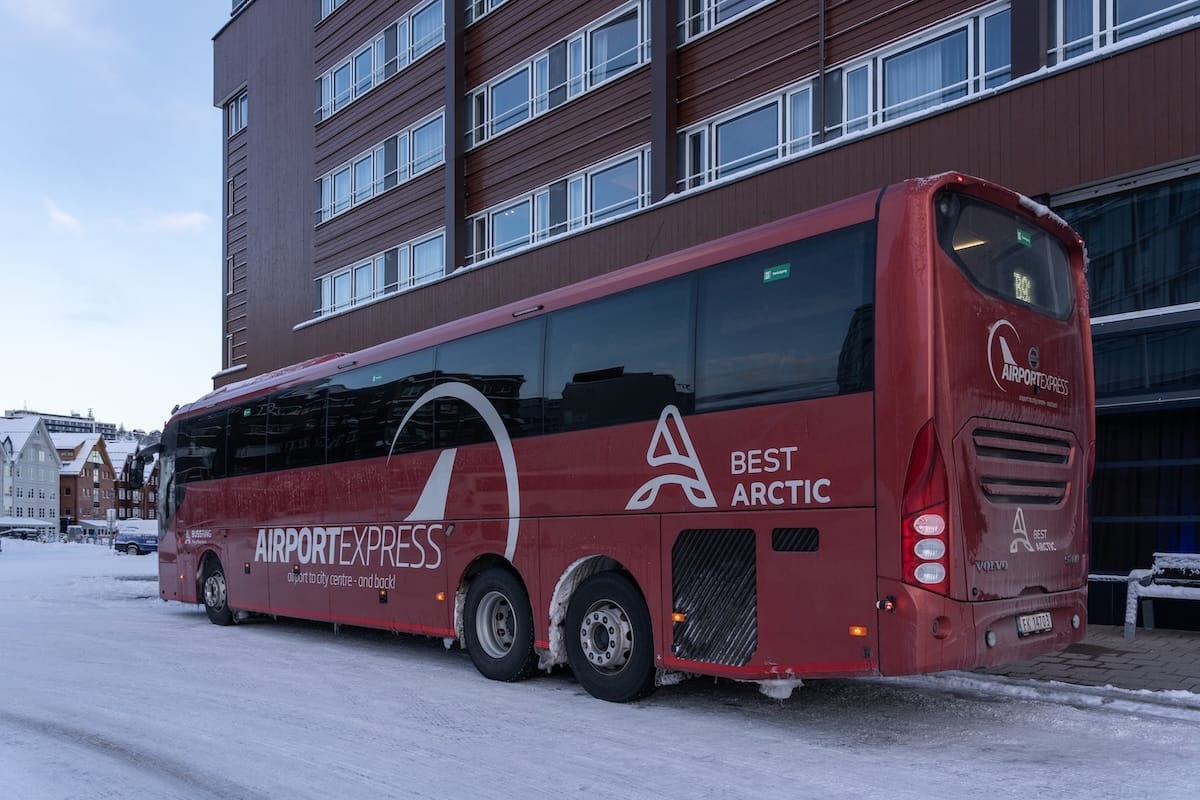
201, 558, 234, 626
126, 544, 140, 556
565, 572, 656, 703
463, 568, 539, 682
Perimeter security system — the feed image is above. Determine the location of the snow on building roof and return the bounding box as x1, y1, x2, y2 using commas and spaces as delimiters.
0, 415, 41, 457
51, 432, 104, 475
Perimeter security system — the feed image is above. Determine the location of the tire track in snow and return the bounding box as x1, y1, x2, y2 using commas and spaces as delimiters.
0, 708, 270, 800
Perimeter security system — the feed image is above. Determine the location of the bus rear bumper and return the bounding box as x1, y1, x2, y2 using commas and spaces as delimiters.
876, 579, 1087, 675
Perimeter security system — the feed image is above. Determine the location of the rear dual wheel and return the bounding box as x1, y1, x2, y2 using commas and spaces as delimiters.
565, 572, 656, 703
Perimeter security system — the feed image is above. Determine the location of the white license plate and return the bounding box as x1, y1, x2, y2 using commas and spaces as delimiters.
1016, 611, 1053, 637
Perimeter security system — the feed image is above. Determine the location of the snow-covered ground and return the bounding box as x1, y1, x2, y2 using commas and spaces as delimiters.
1, 539, 1197, 800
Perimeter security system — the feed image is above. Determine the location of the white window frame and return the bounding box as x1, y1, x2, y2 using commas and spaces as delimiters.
317, 0, 347, 23
226, 90, 248, 138
467, 146, 651, 265
877, 20, 974, 124
315, 110, 445, 225
677, 0, 776, 44
677, 84, 811, 190
313, 230, 447, 317
314, 0, 444, 123
465, 0, 508, 25
465, 1, 647, 148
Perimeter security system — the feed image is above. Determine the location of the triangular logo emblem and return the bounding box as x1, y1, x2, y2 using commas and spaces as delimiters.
626, 406, 717, 510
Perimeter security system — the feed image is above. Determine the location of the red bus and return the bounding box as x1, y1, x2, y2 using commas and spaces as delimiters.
141, 173, 1094, 702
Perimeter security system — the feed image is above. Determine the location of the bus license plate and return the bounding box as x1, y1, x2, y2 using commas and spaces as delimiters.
1016, 611, 1053, 637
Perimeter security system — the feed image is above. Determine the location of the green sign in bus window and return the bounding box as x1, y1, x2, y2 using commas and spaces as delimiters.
763, 264, 791, 283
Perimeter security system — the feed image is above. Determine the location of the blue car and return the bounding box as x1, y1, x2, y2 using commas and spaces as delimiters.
114, 524, 158, 556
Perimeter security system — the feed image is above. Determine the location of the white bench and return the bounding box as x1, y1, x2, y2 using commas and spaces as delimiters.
1117, 552, 1200, 640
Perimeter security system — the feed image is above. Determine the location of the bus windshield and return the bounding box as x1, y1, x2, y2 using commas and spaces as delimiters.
935, 191, 1074, 319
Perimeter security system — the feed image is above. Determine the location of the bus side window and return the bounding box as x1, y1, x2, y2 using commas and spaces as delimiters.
545, 277, 695, 433
433, 318, 545, 447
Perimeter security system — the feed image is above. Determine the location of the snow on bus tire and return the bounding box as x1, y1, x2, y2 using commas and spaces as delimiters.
201, 557, 235, 627
565, 572, 656, 703
463, 567, 539, 682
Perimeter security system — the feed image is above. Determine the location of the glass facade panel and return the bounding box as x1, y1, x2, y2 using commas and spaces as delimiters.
1057, 173, 1200, 316
1093, 326, 1200, 399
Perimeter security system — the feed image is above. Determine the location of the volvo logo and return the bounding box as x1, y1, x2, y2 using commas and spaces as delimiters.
974, 560, 1009, 571
1028, 346, 1040, 371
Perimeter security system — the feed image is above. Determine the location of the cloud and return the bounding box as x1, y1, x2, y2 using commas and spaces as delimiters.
45, 199, 81, 230
135, 210, 210, 234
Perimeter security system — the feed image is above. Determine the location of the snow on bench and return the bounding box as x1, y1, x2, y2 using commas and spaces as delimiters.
1120, 552, 1200, 640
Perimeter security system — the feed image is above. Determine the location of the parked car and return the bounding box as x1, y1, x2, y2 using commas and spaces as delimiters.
1, 527, 44, 540
113, 524, 158, 556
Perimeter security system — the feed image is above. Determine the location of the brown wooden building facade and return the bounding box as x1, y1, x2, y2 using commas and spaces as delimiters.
213, 0, 1200, 623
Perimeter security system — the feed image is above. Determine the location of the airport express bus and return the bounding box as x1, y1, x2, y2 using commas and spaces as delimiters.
138, 173, 1094, 702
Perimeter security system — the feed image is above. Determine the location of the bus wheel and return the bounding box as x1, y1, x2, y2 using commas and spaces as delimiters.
201, 559, 234, 626
464, 568, 539, 682
565, 572, 656, 703
126, 544, 140, 556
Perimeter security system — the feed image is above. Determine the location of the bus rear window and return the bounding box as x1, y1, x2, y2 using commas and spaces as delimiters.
935, 191, 1073, 319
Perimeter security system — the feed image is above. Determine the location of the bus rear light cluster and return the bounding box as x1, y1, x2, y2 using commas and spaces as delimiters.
901, 421, 951, 595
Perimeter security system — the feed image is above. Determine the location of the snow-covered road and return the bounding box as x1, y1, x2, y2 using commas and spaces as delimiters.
1, 540, 1195, 799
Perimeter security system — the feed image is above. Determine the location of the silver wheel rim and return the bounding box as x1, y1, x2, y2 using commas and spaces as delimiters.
126, 544, 138, 555
476, 590, 517, 659
204, 572, 227, 612
579, 600, 634, 673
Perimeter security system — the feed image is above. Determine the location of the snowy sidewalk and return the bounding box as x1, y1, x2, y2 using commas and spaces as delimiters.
976, 624, 1200, 693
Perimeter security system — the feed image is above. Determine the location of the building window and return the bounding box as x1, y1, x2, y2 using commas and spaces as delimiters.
678, 90, 810, 188
1047, 0, 1199, 65
468, 148, 650, 264
588, 7, 639, 85
315, 111, 445, 224
226, 90, 248, 137
715, 103, 780, 179
982, 8, 1012, 88
315, 0, 347, 23
465, 0, 507, 24
466, 2, 647, 147
314, 231, 446, 317
882, 29, 969, 122
677, 0, 775, 43
314, 0, 444, 122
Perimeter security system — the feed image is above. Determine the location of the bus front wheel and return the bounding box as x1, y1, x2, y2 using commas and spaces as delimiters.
565, 572, 656, 703
463, 568, 539, 682
201, 559, 234, 626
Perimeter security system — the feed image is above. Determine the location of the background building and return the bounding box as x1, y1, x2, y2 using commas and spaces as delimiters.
0, 415, 60, 535
53, 433, 117, 530
213, 0, 1200, 624
6, 409, 118, 440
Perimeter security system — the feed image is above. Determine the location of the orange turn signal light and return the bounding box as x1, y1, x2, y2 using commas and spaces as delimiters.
849, 625, 869, 638
436, 592, 446, 602
671, 612, 687, 624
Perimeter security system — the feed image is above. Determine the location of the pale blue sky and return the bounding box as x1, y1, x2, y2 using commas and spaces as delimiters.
0, 0, 231, 432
